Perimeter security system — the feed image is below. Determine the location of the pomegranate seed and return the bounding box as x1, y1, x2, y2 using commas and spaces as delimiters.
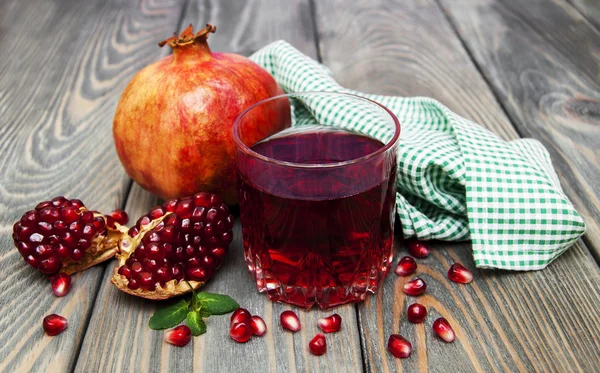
395, 256, 417, 276
61, 206, 80, 223
39, 257, 61, 275
250, 315, 267, 336
317, 313, 342, 333
51, 273, 71, 297
43, 314, 68, 336
447, 263, 473, 284
70, 199, 84, 208
108, 209, 129, 225
164, 325, 192, 347
81, 210, 94, 223
106, 216, 116, 229
403, 277, 427, 296
387, 334, 412, 358
433, 318, 455, 343
51, 196, 68, 207
230, 322, 252, 343
407, 303, 427, 323
280, 310, 301, 332
231, 308, 252, 326
407, 240, 429, 258
308, 333, 327, 356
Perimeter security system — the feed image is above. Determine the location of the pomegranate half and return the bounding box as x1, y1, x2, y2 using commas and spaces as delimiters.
110, 193, 234, 300
113, 24, 289, 205
12, 196, 127, 277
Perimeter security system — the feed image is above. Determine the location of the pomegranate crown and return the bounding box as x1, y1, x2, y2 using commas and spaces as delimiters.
158, 24, 216, 48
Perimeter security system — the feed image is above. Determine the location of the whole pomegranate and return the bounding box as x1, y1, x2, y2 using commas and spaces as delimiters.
111, 192, 234, 299
113, 24, 289, 205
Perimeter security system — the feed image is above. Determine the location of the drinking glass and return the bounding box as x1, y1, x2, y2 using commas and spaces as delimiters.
233, 92, 400, 309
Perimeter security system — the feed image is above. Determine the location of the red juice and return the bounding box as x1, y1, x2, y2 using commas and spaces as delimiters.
237, 126, 397, 309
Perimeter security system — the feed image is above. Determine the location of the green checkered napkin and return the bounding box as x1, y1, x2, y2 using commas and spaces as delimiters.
250, 41, 586, 270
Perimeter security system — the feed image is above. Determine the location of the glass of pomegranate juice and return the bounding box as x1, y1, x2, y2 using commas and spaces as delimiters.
233, 92, 400, 309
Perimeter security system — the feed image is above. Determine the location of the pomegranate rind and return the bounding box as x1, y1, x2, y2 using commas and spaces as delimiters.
110, 270, 204, 300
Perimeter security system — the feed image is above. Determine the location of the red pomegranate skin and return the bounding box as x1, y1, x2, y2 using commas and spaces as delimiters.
113, 25, 288, 205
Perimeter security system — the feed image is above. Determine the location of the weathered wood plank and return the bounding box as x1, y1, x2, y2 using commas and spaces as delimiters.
314, 0, 600, 371
75, 1, 364, 372
568, 0, 600, 30
437, 0, 600, 257
0, 0, 184, 372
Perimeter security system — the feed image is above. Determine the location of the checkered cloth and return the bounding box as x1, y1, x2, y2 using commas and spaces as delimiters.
250, 41, 586, 270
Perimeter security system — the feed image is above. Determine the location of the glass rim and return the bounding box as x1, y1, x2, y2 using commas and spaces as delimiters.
232, 91, 401, 169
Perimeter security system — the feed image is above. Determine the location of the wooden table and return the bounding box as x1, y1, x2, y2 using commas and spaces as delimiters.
1, 0, 599, 372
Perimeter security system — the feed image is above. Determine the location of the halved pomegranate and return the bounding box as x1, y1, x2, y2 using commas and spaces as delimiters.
12, 197, 127, 277
110, 193, 234, 300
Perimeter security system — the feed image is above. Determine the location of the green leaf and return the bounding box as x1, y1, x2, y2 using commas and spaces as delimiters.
196, 292, 239, 315
149, 299, 189, 330
199, 308, 212, 318
186, 311, 207, 336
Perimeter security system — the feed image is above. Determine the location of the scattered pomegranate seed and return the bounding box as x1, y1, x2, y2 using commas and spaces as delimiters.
447, 263, 473, 284
250, 315, 267, 336
387, 334, 412, 358
308, 333, 327, 356
407, 240, 429, 258
51, 273, 71, 297
280, 310, 301, 332
164, 325, 192, 347
231, 308, 252, 326
230, 322, 252, 343
433, 317, 455, 343
407, 303, 427, 323
403, 277, 427, 296
395, 256, 417, 276
43, 314, 68, 336
108, 209, 129, 226
317, 313, 342, 333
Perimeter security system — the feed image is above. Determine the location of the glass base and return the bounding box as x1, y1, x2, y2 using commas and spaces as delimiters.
245, 247, 393, 309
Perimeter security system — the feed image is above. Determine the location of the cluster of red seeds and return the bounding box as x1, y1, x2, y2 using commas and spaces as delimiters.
229, 308, 267, 343
387, 240, 473, 358
12, 196, 107, 276
278, 310, 342, 356
117, 193, 234, 291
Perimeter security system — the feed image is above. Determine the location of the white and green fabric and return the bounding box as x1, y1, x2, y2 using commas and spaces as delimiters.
250, 41, 586, 271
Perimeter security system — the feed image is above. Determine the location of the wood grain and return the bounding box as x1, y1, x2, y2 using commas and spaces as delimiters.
314, 0, 600, 371
437, 0, 600, 257
568, 0, 600, 30
0, 0, 184, 372
312, 0, 518, 141
75, 1, 363, 372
